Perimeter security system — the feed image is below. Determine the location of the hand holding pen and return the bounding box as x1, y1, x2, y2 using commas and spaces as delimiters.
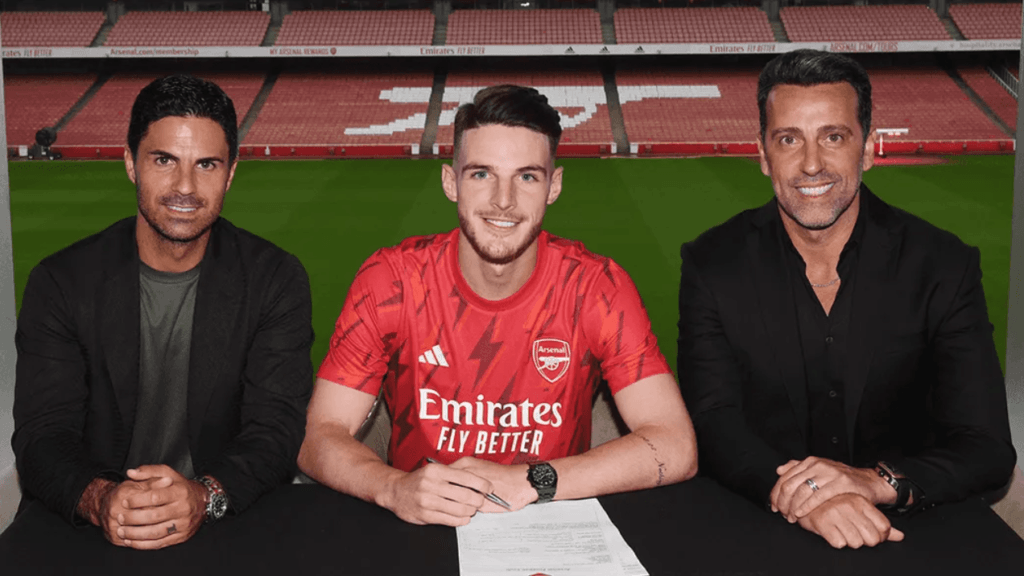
427, 458, 513, 510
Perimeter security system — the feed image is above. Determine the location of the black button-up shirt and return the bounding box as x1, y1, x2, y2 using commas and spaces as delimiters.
780, 208, 866, 464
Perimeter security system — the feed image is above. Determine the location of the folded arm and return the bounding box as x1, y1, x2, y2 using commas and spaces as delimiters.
201, 255, 315, 513
13, 264, 121, 524
886, 247, 1015, 506
677, 247, 789, 506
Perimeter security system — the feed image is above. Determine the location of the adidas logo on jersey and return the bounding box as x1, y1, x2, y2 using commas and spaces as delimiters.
418, 345, 449, 367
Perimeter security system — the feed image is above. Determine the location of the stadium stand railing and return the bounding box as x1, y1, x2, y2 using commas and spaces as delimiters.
957, 66, 1018, 130
0, 11, 105, 47
55, 73, 264, 158
614, 7, 775, 44
870, 67, 1008, 147
780, 5, 950, 42
104, 11, 270, 47
949, 3, 1023, 40
4, 74, 96, 148
275, 10, 434, 46
241, 72, 435, 157
446, 9, 602, 45
433, 70, 615, 156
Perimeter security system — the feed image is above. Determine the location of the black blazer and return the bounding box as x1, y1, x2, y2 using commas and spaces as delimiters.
12, 217, 314, 524
677, 186, 1015, 509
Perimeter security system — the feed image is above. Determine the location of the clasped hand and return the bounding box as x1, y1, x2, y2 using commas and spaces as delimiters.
771, 457, 903, 549
94, 465, 208, 549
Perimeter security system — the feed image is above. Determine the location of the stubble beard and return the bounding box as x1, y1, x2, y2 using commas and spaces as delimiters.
458, 206, 543, 266
777, 162, 863, 232
137, 184, 218, 245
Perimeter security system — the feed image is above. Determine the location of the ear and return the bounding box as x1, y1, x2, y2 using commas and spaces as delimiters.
225, 160, 238, 192
547, 165, 564, 205
757, 137, 770, 177
124, 146, 138, 185
441, 163, 458, 203
862, 128, 877, 172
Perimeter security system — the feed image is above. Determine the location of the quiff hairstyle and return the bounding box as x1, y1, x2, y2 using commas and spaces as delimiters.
452, 84, 563, 160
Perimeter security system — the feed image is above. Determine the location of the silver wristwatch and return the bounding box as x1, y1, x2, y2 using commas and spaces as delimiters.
197, 475, 229, 523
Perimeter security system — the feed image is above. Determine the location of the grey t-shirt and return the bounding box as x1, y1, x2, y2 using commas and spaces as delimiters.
124, 261, 200, 478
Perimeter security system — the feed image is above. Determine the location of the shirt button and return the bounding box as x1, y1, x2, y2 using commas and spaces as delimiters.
825, 336, 834, 344
831, 436, 839, 444
829, 390, 837, 398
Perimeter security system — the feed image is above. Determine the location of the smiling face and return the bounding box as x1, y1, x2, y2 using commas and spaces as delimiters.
758, 82, 875, 231
126, 115, 236, 246
442, 123, 562, 266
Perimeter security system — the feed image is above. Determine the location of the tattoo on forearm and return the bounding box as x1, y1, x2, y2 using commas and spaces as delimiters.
636, 432, 667, 486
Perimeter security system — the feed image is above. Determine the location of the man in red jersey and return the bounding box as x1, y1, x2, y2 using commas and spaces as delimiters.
299, 85, 697, 526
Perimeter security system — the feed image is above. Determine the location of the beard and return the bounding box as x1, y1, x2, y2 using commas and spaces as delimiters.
458, 206, 543, 265
137, 185, 217, 244
776, 168, 862, 231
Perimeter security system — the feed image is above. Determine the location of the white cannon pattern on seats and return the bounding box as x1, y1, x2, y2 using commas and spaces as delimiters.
344, 84, 722, 136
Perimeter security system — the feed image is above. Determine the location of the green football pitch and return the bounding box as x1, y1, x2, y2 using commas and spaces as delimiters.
7, 155, 1015, 372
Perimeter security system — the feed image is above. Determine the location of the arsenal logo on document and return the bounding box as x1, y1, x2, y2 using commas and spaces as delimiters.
532, 339, 571, 384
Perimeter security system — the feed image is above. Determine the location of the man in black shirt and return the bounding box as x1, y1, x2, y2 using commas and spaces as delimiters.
13, 75, 314, 549
677, 50, 1015, 549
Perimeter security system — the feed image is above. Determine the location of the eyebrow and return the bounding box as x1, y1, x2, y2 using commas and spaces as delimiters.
461, 163, 492, 174
769, 125, 855, 139
460, 163, 548, 176
818, 125, 854, 135
147, 149, 225, 164
517, 165, 548, 176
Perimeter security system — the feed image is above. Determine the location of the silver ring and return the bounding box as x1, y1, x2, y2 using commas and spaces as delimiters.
167, 523, 177, 535
806, 478, 820, 492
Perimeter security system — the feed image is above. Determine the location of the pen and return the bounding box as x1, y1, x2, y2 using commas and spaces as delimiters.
426, 457, 513, 510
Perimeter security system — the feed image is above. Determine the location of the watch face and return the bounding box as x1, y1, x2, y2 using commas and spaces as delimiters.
530, 464, 556, 487
210, 494, 229, 519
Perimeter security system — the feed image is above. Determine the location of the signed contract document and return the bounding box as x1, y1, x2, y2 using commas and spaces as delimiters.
456, 499, 647, 576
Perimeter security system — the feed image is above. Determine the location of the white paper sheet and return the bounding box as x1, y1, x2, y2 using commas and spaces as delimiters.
456, 499, 649, 576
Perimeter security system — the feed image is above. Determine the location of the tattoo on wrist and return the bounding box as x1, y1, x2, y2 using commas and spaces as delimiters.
636, 432, 667, 486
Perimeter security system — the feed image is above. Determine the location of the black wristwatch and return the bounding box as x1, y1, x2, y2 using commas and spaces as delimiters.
197, 475, 229, 523
875, 461, 911, 511
527, 462, 558, 504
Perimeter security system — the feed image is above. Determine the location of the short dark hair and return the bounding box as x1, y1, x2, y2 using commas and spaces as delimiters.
127, 74, 238, 164
453, 84, 562, 160
757, 49, 872, 142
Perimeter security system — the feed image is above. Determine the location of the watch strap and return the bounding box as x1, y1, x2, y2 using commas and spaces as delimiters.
196, 475, 229, 523
875, 461, 912, 511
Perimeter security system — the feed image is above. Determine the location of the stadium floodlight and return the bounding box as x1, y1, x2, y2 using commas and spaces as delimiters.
876, 128, 909, 157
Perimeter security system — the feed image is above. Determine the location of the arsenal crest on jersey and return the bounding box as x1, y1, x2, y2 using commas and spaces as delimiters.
533, 339, 571, 384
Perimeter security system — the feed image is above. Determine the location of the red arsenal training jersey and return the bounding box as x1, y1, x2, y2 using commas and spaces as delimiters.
318, 229, 670, 472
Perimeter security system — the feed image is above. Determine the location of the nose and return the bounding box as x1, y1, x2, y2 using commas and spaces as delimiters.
801, 140, 823, 176
174, 165, 197, 196
491, 177, 515, 211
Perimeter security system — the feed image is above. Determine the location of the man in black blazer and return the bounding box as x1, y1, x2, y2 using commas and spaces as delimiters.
678, 50, 1015, 549
12, 75, 313, 550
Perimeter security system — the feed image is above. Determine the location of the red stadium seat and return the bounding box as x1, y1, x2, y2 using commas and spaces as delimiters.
275, 10, 433, 46
615, 7, 774, 44
446, 9, 601, 45
780, 5, 950, 42
243, 72, 434, 146
949, 4, 1022, 40
4, 74, 96, 146
0, 12, 104, 47
104, 12, 270, 47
